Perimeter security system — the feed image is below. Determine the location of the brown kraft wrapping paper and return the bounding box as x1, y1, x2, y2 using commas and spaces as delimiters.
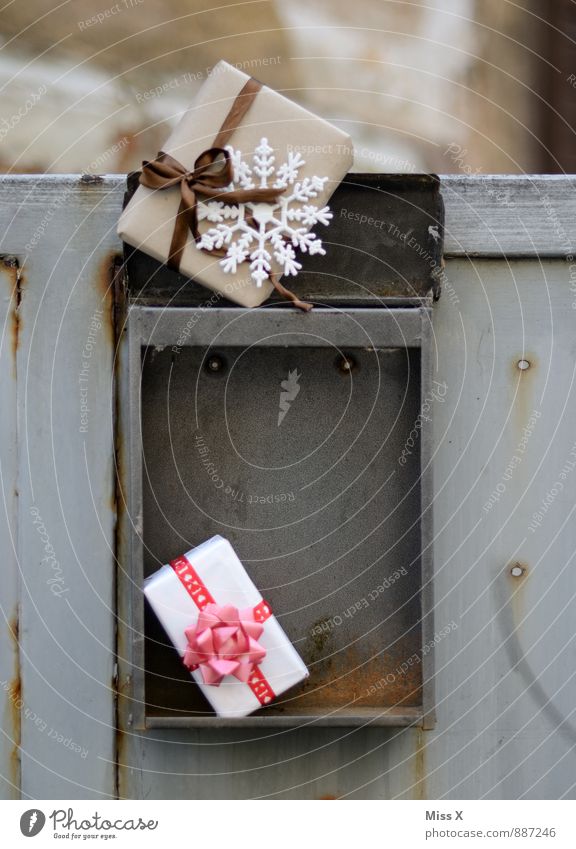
118, 60, 354, 308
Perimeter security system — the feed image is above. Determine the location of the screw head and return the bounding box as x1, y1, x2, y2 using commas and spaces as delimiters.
206, 354, 224, 373
510, 564, 525, 577
338, 354, 356, 374
517, 359, 531, 371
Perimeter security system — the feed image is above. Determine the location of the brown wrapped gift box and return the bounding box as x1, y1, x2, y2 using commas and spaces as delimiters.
118, 61, 353, 308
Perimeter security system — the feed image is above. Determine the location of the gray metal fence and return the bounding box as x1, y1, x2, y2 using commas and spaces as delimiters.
1, 174, 576, 799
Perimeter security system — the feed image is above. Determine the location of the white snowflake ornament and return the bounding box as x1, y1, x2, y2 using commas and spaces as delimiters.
196, 137, 333, 287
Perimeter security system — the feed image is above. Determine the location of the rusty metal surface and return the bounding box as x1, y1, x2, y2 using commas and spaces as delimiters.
0, 259, 21, 798
1, 257, 23, 365
139, 343, 424, 723
3, 175, 576, 799
0, 174, 120, 799
121, 172, 444, 306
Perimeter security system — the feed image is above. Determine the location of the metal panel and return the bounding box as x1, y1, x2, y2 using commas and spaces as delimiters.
2, 175, 576, 799
117, 255, 576, 798
142, 349, 423, 725
0, 174, 119, 799
138, 305, 425, 348
427, 257, 576, 800
7, 173, 576, 257
0, 257, 21, 798
117, 306, 433, 729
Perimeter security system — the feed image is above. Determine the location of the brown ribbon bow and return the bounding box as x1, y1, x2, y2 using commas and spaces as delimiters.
139, 78, 312, 311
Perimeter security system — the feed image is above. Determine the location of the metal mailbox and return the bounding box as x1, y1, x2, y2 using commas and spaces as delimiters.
116, 174, 443, 730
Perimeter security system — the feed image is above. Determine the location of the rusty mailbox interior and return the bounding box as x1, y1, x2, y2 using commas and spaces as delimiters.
117, 174, 443, 728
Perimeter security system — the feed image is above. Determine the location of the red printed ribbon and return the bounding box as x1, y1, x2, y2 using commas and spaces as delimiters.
170, 555, 275, 706
171, 555, 217, 608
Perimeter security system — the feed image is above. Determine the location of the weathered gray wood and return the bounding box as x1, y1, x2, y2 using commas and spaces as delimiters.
0, 174, 120, 798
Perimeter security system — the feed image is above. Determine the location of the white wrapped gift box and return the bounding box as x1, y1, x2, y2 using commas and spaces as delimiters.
143, 535, 308, 717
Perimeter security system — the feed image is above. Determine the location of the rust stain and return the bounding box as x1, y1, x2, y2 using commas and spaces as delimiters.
318, 794, 338, 800
112, 256, 133, 798
146, 626, 426, 718
511, 353, 537, 380
7, 607, 21, 794
2, 256, 24, 367
96, 251, 120, 352
114, 130, 139, 173
145, 626, 425, 719
113, 360, 124, 801
511, 352, 537, 435
308, 618, 333, 660
413, 727, 427, 800
508, 561, 529, 626
80, 174, 104, 185
287, 638, 423, 711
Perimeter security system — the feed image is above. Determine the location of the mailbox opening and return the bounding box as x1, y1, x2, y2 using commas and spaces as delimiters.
118, 306, 434, 727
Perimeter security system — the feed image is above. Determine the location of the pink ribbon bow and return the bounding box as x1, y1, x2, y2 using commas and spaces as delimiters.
183, 603, 267, 686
